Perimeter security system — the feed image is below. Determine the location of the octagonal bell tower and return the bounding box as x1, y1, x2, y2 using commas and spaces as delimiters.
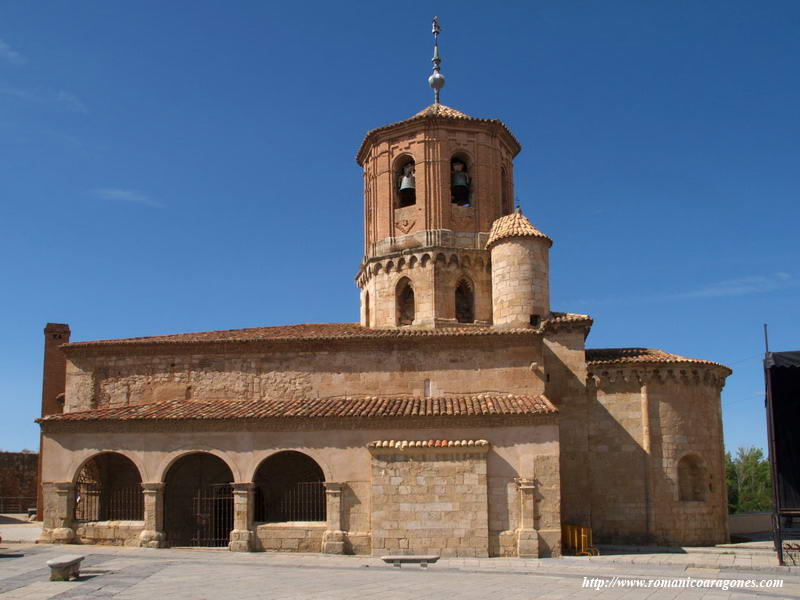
355, 20, 522, 329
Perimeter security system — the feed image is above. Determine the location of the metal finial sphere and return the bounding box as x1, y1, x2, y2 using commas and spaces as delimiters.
429, 17, 444, 104
429, 72, 445, 90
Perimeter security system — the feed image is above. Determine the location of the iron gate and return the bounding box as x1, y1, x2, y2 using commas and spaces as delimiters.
190, 484, 233, 547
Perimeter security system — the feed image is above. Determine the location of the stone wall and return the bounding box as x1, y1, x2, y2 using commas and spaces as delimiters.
39, 421, 559, 556
586, 365, 729, 546
75, 520, 144, 546
0, 451, 38, 499
254, 523, 325, 552
63, 335, 544, 413
490, 237, 550, 327
369, 444, 490, 558
359, 249, 493, 329
543, 329, 590, 528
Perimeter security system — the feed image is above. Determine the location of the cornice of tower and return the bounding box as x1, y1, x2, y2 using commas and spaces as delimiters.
356, 104, 521, 166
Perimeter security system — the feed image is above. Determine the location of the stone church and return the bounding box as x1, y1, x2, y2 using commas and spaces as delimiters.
36, 54, 732, 557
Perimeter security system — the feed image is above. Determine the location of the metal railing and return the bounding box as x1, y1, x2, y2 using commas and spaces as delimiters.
0, 496, 36, 513
562, 523, 600, 556
74, 483, 143, 521
255, 481, 326, 522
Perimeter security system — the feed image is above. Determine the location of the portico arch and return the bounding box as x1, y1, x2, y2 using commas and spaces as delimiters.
72, 452, 143, 521
253, 451, 326, 523
163, 452, 234, 547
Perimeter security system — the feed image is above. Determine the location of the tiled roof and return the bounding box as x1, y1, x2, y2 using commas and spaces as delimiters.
38, 395, 557, 423
63, 315, 592, 350
486, 210, 553, 250
368, 439, 489, 449
411, 104, 472, 119
356, 104, 520, 165
586, 348, 731, 373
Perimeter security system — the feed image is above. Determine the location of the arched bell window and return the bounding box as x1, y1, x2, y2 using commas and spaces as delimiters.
455, 279, 475, 323
451, 154, 472, 206
395, 157, 416, 208
396, 277, 415, 326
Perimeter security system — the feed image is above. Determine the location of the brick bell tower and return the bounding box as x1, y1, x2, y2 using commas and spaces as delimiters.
355, 18, 524, 329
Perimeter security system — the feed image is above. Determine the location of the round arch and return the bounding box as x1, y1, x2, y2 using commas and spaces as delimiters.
154, 448, 240, 484
393, 153, 417, 208
676, 452, 707, 502
455, 277, 476, 324
72, 452, 143, 522
450, 151, 473, 206
252, 451, 326, 523
163, 452, 235, 547
71, 451, 143, 486
396, 276, 415, 326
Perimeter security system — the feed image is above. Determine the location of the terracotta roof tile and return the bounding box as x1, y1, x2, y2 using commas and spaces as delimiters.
63, 315, 592, 350
411, 104, 472, 119
38, 395, 557, 423
486, 210, 552, 250
586, 348, 731, 373
368, 439, 489, 449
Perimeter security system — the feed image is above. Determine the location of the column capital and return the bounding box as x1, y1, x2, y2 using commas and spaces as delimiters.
141, 482, 165, 493
324, 482, 343, 494
232, 482, 256, 493
515, 478, 536, 491
53, 481, 74, 493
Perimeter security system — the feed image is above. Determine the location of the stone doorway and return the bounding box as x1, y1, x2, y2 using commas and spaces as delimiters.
164, 453, 234, 547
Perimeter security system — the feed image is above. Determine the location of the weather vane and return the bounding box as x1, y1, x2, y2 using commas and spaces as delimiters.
428, 16, 445, 104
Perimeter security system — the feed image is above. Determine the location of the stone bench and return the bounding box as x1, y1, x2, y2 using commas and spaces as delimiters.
381, 555, 440, 568
46, 554, 85, 581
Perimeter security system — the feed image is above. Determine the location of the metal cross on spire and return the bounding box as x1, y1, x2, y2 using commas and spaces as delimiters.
428, 16, 445, 104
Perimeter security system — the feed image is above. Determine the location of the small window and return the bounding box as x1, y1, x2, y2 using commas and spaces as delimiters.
396, 278, 415, 326
455, 279, 475, 323
451, 155, 471, 206
364, 291, 371, 327
678, 454, 706, 501
396, 158, 416, 207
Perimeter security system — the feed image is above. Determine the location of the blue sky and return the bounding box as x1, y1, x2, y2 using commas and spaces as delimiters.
1, 1, 797, 453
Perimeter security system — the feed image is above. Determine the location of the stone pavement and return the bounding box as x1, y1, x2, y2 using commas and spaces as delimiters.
0, 516, 41, 544
1, 543, 800, 600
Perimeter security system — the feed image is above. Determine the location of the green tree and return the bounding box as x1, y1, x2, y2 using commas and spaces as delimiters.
725, 446, 773, 514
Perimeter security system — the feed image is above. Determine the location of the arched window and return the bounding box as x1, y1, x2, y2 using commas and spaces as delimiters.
253, 451, 325, 522
678, 454, 706, 501
396, 278, 415, 326
451, 154, 471, 206
455, 279, 475, 323
74, 453, 143, 522
396, 157, 416, 207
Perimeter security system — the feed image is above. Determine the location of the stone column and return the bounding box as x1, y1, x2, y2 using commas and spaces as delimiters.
516, 478, 539, 558
322, 482, 345, 554
139, 483, 166, 548
228, 483, 255, 552
38, 481, 75, 544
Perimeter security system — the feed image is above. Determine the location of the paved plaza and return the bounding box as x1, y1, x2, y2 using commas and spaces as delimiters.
1, 539, 799, 600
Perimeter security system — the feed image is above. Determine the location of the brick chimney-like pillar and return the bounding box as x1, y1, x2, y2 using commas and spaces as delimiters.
36, 323, 71, 520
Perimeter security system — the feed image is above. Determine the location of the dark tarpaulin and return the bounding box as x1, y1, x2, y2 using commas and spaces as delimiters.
766, 351, 800, 368
766, 350, 800, 510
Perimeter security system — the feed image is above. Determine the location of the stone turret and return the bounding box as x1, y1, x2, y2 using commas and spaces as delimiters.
487, 210, 552, 327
